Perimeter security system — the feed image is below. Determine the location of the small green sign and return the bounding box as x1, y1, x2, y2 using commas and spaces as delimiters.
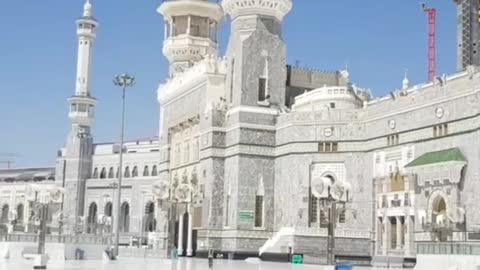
239, 211, 254, 222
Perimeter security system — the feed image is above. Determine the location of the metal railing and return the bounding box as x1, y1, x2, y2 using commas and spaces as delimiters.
0, 233, 111, 245
417, 242, 480, 255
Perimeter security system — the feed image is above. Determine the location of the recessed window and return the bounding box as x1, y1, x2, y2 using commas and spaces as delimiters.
330, 102, 336, 109
225, 195, 230, 227
338, 209, 346, 223
258, 78, 267, 102
319, 142, 339, 153
433, 124, 448, 138
254, 195, 264, 228
387, 134, 399, 146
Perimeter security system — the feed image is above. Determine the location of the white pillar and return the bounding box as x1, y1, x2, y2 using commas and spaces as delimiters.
396, 217, 402, 250
187, 16, 192, 35
382, 217, 388, 255
405, 215, 411, 256
178, 211, 184, 256
164, 22, 168, 40
186, 206, 193, 256
170, 20, 174, 37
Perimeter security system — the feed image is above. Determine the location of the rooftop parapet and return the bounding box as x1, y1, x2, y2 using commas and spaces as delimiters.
288, 66, 348, 89
157, 54, 228, 104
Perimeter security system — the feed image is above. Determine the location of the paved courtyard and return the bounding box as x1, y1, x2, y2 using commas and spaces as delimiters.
0, 258, 401, 270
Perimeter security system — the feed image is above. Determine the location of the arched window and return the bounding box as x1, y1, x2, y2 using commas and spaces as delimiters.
104, 202, 113, 217
16, 204, 24, 224
116, 167, 120, 178
92, 168, 99, 179
143, 166, 150, 177
100, 168, 107, 179
124, 166, 130, 178
120, 202, 130, 233
132, 166, 138, 177
1, 205, 9, 224
152, 165, 158, 176
108, 167, 114, 178
87, 202, 98, 234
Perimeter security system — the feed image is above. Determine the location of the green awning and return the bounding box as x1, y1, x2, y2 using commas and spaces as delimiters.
405, 148, 466, 168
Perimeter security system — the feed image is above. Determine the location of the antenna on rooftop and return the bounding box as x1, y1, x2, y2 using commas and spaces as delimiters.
0, 153, 21, 169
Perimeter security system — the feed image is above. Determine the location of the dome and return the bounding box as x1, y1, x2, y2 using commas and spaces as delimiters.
292, 86, 367, 112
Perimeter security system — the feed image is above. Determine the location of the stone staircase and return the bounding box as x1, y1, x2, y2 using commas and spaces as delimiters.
259, 227, 294, 256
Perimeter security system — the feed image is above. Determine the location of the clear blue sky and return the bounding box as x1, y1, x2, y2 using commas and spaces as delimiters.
0, 1, 457, 168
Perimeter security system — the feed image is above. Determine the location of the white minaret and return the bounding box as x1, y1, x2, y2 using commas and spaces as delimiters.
68, 0, 98, 130
59, 0, 98, 232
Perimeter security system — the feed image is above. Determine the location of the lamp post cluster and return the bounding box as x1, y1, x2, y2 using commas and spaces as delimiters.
310, 174, 351, 266
152, 179, 195, 258
25, 184, 64, 269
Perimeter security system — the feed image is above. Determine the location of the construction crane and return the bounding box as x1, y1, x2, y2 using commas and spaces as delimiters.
0, 153, 20, 169
422, 3, 437, 82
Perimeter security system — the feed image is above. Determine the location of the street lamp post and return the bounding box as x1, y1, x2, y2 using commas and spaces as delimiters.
112, 74, 135, 258
325, 195, 336, 266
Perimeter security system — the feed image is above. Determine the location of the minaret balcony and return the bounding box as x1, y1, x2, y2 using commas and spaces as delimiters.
69, 112, 94, 127
222, 0, 292, 21
163, 35, 217, 62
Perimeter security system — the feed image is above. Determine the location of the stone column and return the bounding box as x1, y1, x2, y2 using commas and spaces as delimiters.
404, 215, 411, 256
178, 211, 184, 256
375, 218, 381, 255
164, 22, 168, 40
382, 217, 388, 255
186, 206, 193, 256
187, 16, 192, 35
396, 217, 402, 250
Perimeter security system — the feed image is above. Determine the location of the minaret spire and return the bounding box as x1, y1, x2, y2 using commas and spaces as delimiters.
83, 0, 92, 17
402, 69, 410, 90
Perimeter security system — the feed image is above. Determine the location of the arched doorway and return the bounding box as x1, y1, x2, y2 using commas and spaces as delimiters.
143, 202, 156, 233
431, 195, 448, 242
15, 204, 24, 231
120, 202, 130, 233
87, 202, 98, 234
104, 202, 113, 233
1, 205, 9, 224
432, 197, 447, 223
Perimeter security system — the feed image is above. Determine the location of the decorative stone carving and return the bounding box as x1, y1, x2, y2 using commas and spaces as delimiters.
435, 107, 444, 119
388, 119, 396, 130
159, 55, 228, 101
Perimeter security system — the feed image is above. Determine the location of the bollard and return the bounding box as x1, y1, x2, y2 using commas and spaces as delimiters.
208, 248, 214, 268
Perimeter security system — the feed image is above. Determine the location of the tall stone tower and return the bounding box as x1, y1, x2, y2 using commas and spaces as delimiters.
219, 0, 292, 252
455, 0, 480, 70
158, 0, 223, 77
223, 0, 292, 107
57, 0, 98, 231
